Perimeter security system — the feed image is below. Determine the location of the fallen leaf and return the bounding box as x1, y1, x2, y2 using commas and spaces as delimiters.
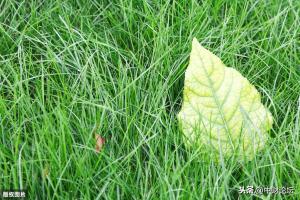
95, 134, 105, 153
177, 38, 273, 161
42, 164, 50, 178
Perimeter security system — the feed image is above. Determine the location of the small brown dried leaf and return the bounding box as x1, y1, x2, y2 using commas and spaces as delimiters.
95, 134, 105, 153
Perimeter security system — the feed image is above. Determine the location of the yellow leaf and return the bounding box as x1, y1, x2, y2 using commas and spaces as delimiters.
177, 38, 273, 161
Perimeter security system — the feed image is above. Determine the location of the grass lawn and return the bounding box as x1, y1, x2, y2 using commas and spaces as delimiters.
0, 0, 300, 199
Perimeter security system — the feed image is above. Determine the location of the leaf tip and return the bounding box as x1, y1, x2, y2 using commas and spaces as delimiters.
191, 37, 207, 56
192, 37, 200, 47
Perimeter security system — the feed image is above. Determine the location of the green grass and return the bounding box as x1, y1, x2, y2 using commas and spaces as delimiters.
0, 0, 299, 199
